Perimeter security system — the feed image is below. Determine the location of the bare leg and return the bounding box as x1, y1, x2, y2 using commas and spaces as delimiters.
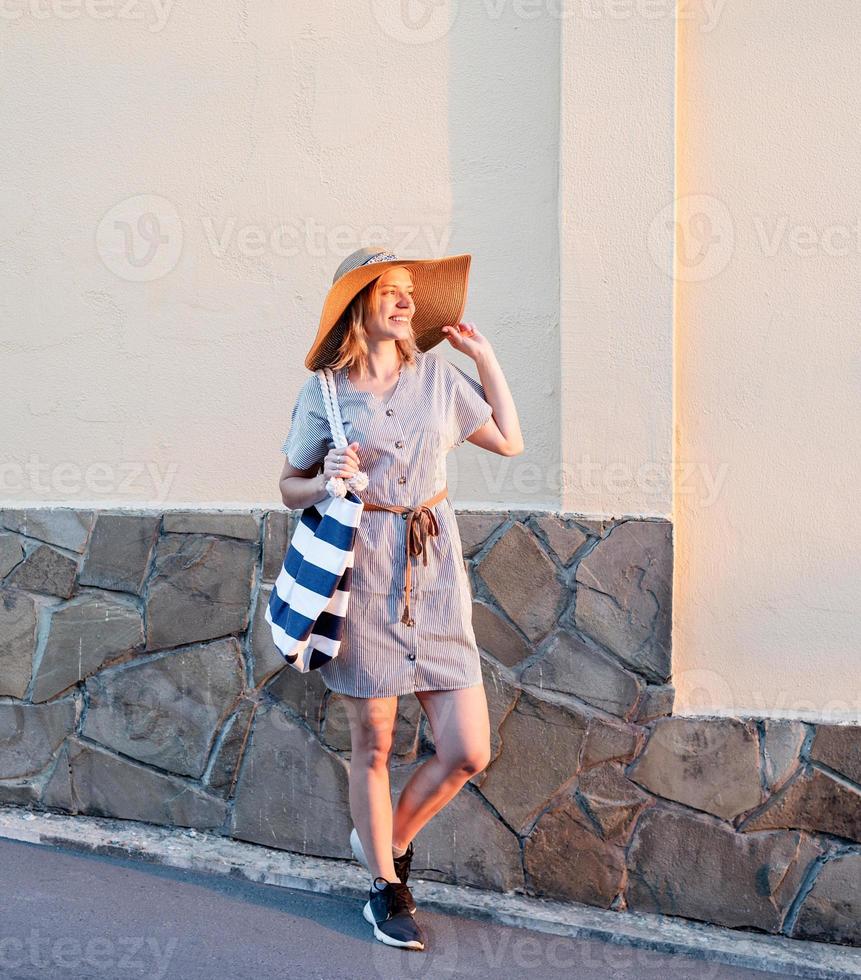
391, 684, 491, 849
341, 693, 400, 883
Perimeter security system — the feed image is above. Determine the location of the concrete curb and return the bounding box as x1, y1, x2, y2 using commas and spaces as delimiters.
1, 805, 858, 980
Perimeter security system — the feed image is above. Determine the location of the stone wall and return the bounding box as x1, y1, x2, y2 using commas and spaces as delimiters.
0, 507, 858, 948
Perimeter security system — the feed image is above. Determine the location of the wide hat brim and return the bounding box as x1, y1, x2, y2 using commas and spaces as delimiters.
304, 253, 471, 371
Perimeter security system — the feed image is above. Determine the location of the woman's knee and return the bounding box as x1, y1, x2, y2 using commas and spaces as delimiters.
354, 729, 395, 769
344, 698, 397, 768
441, 743, 492, 777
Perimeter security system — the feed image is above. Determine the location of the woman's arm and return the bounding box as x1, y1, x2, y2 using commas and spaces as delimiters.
279, 457, 329, 510
279, 441, 361, 510
442, 322, 524, 457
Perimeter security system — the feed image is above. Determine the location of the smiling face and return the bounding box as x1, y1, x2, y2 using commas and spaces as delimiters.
364, 266, 415, 343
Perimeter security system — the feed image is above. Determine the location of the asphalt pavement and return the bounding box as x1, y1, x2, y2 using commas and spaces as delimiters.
0, 836, 787, 980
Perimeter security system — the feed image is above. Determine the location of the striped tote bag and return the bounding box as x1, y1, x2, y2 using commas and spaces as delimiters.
265, 367, 367, 672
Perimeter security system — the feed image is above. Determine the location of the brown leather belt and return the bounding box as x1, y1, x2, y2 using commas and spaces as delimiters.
362, 485, 448, 626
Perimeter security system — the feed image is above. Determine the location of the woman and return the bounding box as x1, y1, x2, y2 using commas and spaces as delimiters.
278, 246, 523, 952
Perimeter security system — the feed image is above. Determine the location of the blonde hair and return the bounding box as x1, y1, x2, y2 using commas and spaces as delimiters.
326, 273, 419, 375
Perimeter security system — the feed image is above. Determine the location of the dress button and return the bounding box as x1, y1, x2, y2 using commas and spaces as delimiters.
398, 476, 406, 484
395, 440, 404, 448
386, 408, 394, 416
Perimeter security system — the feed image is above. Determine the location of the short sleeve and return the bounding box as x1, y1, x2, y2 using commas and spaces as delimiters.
443, 359, 493, 450
281, 375, 332, 471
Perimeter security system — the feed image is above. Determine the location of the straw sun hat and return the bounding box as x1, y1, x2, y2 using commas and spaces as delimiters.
304, 246, 472, 371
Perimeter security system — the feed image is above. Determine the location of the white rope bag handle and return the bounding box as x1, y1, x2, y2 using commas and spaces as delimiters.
315, 367, 369, 497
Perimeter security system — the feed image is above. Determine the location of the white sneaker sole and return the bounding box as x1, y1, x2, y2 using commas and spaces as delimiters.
362, 900, 425, 951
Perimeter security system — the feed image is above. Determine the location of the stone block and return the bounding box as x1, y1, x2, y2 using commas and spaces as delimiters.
742, 767, 861, 843
5, 544, 77, 599
42, 737, 226, 829
455, 513, 504, 557
261, 510, 290, 581
0, 777, 40, 805
627, 804, 823, 932
467, 654, 520, 785
525, 793, 626, 906
2, 508, 94, 553
319, 692, 352, 750
0, 532, 25, 578
31, 593, 144, 703
475, 523, 566, 643
575, 520, 672, 683
207, 697, 259, 797
145, 533, 256, 649
231, 703, 352, 858
634, 683, 675, 723
810, 725, 861, 785
162, 511, 259, 540
572, 518, 615, 539
0, 700, 76, 779
534, 515, 589, 565
82, 636, 245, 778
793, 852, 861, 946
391, 695, 422, 758
250, 585, 289, 686
628, 717, 762, 820
78, 513, 160, 594
0, 587, 39, 699
521, 629, 642, 718
477, 688, 587, 831
269, 658, 327, 729
471, 599, 532, 668
575, 763, 652, 842
762, 719, 805, 792
581, 714, 643, 769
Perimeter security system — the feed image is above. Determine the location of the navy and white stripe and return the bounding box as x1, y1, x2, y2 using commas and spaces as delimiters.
265, 486, 363, 673
280, 349, 493, 697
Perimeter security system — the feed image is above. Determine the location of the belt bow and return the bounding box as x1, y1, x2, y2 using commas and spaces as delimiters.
362, 485, 448, 625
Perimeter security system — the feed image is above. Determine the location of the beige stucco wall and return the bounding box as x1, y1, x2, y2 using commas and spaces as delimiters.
559, 4, 675, 520
672, 1, 861, 722
0, 1, 672, 517
0, 2, 564, 511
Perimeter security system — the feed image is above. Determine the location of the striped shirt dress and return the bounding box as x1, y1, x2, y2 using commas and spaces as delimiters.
281, 349, 493, 698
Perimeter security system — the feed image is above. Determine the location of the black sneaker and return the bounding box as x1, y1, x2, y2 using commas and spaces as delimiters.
362, 876, 425, 951
350, 828, 417, 913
